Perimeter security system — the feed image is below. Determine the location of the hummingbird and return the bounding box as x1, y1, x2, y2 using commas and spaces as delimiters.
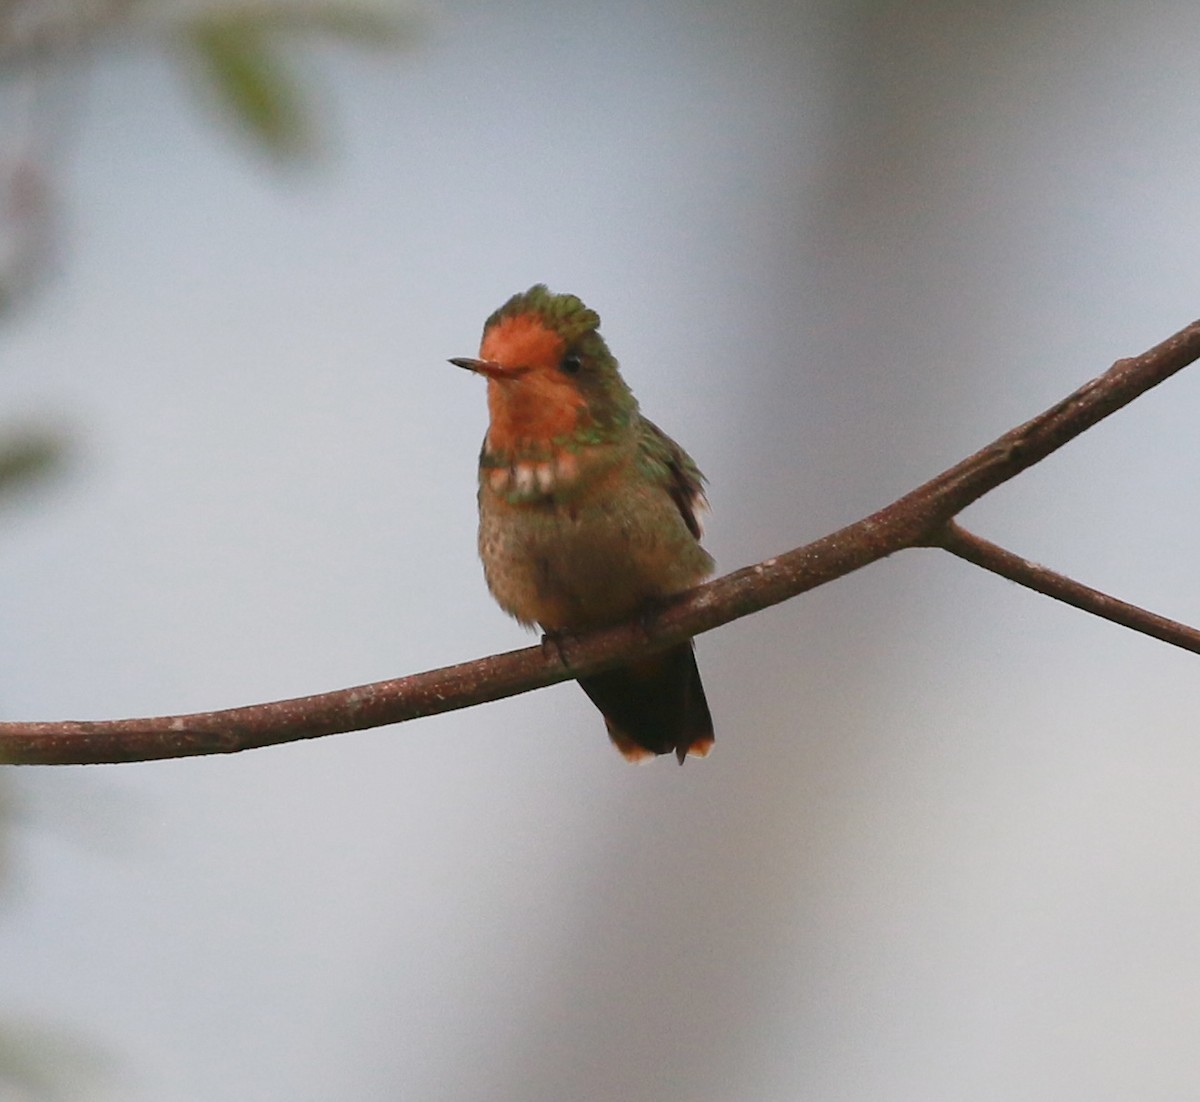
450, 285, 715, 762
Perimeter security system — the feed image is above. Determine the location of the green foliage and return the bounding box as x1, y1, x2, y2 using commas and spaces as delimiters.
180, 3, 414, 157
0, 427, 67, 504
187, 17, 306, 155
0, 1021, 110, 1101
198, 2, 411, 43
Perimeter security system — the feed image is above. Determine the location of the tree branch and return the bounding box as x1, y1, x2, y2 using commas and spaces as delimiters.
3, 318, 1200, 765
933, 520, 1200, 655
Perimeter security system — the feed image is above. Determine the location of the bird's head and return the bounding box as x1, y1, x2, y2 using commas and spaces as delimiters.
451, 285, 637, 455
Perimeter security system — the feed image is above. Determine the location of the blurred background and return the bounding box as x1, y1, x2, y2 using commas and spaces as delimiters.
3, 1, 1200, 1099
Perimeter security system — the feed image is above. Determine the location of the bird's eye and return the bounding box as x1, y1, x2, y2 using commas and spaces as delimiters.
560, 353, 582, 375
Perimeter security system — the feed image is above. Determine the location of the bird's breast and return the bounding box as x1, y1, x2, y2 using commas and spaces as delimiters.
476, 444, 712, 631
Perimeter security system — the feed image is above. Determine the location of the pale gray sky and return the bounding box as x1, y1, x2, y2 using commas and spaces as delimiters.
4, 3, 1200, 1100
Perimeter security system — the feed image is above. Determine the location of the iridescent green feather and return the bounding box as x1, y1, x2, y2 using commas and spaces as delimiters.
485, 284, 601, 345
637, 419, 708, 539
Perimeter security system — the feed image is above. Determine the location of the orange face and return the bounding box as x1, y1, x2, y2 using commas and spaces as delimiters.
478, 313, 585, 453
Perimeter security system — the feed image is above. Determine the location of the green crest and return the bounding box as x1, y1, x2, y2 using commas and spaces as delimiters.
484, 284, 602, 344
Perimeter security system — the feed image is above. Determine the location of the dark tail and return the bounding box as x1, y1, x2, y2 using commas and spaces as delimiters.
577, 642, 714, 763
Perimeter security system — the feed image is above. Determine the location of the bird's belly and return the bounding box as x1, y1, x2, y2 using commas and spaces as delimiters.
478, 491, 708, 631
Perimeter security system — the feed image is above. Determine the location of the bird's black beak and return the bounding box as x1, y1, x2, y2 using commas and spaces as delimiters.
449, 357, 527, 379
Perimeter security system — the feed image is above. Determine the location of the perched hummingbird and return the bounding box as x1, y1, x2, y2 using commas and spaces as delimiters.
450, 285, 715, 762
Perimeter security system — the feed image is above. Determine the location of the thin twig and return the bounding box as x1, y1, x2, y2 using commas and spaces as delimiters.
3, 318, 1200, 765
933, 520, 1200, 655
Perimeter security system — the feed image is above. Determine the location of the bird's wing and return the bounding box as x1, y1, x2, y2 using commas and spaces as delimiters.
638, 418, 708, 540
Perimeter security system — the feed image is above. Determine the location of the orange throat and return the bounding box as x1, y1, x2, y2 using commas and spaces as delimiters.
480, 313, 585, 455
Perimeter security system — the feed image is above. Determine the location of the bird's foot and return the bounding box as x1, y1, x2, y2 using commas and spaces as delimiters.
540, 628, 578, 668
635, 600, 667, 642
